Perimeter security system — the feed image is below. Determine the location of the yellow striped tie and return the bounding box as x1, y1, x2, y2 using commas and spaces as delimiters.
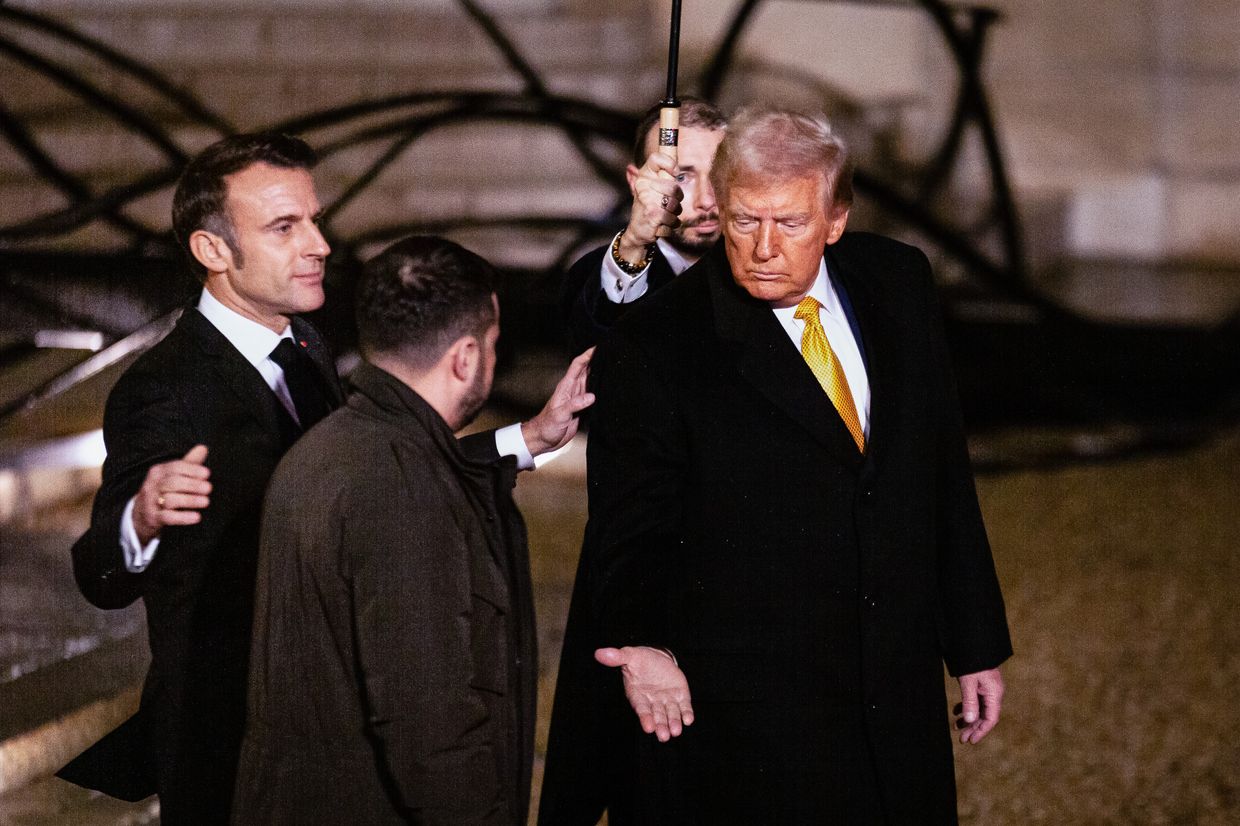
794, 296, 865, 452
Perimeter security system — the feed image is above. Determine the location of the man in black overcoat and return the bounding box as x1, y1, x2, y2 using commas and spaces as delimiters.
232, 236, 583, 824
60, 134, 593, 824
543, 98, 725, 825
561, 98, 726, 352
544, 107, 1012, 824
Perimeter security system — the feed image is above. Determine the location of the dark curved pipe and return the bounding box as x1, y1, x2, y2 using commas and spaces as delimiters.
699, 0, 763, 101
454, 0, 626, 196
0, 36, 186, 165
0, 97, 157, 243
0, 4, 233, 135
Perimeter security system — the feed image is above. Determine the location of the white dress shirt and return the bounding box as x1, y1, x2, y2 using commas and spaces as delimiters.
120, 288, 533, 572
600, 234, 696, 304
770, 258, 871, 437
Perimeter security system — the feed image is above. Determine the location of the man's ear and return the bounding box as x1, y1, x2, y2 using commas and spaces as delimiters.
825, 206, 851, 245
447, 335, 480, 384
625, 163, 641, 196
189, 229, 232, 274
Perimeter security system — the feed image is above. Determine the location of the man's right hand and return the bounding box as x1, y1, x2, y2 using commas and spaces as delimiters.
620, 151, 682, 263
132, 444, 212, 545
595, 645, 694, 742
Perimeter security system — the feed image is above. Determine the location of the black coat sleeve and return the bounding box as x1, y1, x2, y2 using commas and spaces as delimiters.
562, 246, 675, 353
916, 253, 1013, 676
584, 327, 688, 648
71, 366, 196, 609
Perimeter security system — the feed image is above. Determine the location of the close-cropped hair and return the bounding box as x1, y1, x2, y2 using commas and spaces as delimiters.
356, 236, 498, 371
171, 132, 318, 280
632, 96, 728, 166
709, 106, 854, 213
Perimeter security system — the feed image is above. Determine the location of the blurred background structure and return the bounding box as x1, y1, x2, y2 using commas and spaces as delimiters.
1, 0, 1237, 822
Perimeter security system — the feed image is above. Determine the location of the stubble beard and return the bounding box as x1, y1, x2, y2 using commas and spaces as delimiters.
455, 360, 491, 431
670, 213, 722, 257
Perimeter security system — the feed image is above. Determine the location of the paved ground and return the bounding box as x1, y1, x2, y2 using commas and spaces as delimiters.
1, 423, 1237, 824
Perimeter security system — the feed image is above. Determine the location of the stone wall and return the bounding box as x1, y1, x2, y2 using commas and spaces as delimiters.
970, 0, 1240, 263
1, 0, 661, 264
6, 0, 1239, 268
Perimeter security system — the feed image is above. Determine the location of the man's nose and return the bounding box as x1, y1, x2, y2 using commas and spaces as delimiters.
305, 223, 331, 258
696, 175, 717, 213
754, 222, 776, 260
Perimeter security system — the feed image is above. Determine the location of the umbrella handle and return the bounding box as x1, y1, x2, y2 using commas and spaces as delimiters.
654, 103, 680, 237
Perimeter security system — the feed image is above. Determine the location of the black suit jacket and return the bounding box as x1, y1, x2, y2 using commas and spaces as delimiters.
60, 308, 345, 822
541, 234, 1012, 825
61, 306, 505, 822
562, 244, 678, 353
232, 364, 537, 825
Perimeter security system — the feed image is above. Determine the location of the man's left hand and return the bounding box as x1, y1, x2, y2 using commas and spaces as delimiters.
954, 666, 1005, 744
595, 646, 694, 742
521, 348, 595, 456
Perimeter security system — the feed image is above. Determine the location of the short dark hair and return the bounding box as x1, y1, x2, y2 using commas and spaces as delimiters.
631, 96, 728, 166
357, 236, 498, 370
171, 132, 318, 280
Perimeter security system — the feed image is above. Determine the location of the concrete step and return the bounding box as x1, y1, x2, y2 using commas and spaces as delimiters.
13, 4, 644, 72
1, 2, 649, 252
1034, 259, 1240, 327
0, 175, 618, 256
0, 119, 627, 188
3, 5, 657, 125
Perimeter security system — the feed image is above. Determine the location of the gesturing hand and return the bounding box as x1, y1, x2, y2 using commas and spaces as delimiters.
132, 444, 212, 545
955, 666, 1005, 744
521, 348, 596, 457
595, 645, 694, 742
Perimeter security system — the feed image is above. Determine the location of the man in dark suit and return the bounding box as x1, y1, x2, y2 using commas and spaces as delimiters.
542, 99, 727, 825
562, 97, 726, 352
546, 107, 1012, 824
61, 134, 593, 824
233, 236, 572, 825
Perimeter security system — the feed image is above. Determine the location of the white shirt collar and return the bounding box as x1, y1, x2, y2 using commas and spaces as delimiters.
655, 238, 696, 276
770, 256, 843, 324
196, 287, 292, 369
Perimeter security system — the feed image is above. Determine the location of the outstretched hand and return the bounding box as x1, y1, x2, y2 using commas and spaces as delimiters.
521, 348, 595, 457
132, 444, 211, 545
954, 666, 1005, 744
595, 645, 694, 742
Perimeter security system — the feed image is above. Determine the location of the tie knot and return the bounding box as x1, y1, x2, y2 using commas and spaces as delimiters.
793, 296, 822, 322
268, 338, 302, 370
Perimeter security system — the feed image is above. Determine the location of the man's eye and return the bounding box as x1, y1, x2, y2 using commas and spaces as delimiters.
675, 173, 688, 184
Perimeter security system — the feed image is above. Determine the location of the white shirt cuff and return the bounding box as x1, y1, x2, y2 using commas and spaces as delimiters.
494, 423, 535, 471
120, 496, 160, 572
600, 234, 652, 304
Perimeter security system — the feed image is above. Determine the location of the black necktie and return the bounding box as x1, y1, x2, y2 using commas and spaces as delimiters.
268, 338, 331, 431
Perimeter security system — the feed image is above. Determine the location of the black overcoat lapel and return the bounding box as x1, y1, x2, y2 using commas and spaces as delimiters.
706, 248, 865, 469
825, 241, 903, 473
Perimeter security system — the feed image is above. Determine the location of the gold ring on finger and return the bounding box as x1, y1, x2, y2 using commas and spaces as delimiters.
158, 495, 166, 509
661, 195, 669, 208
